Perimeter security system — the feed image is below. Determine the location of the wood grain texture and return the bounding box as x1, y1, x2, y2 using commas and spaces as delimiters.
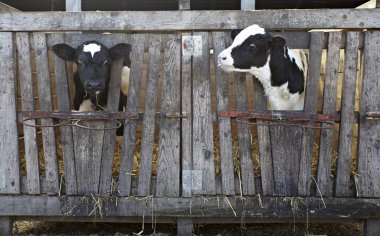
181, 33, 193, 197
98, 59, 123, 194
234, 73, 256, 196
298, 32, 324, 196
118, 34, 145, 196
51, 33, 77, 195
365, 219, 380, 236
335, 32, 360, 197
0, 9, 379, 31
156, 34, 181, 197
357, 31, 380, 198
73, 122, 104, 195
137, 34, 161, 196
178, 0, 190, 10
192, 32, 216, 195
317, 31, 342, 197
253, 79, 274, 196
0, 32, 20, 194
212, 32, 236, 196
177, 218, 193, 235
2, 195, 380, 219
16, 32, 40, 195
33, 32, 59, 195
0, 217, 12, 236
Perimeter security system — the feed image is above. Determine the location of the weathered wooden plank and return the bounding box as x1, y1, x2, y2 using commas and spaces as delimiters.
192, 32, 216, 195
51, 33, 77, 195
335, 32, 360, 197
16, 32, 40, 195
156, 34, 181, 197
3, 195, 380, 219
178, 0, 190, 10
137, 34, 161, 196
233, 73, 256, 196
98, 59, 123, 194
73, 122, 104, 195
253, 79, 274, 196
317, 31, 342, 197
357, 31, 380, 198
212, 32, 236, 196
97, 33, 130, 194
181, 33, 193, 198
177, 218, 193, 235
270, 125, 303, 196
365, 219, 380, 236
118, 34, 146, 196
0, 32, 20, 194
1, 10, 380, 31
33, 32, 60, 195
66, 0, 81, 11
0, 217, 12, 236
298, 32, 324, 196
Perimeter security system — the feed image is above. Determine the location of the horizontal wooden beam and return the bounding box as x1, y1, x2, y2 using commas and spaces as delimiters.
1, 195, 380, 219
0, 9, 379, 32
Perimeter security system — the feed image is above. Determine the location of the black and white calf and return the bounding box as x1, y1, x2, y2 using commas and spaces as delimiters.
218, 24, 308, 110
52, 40, 131, 112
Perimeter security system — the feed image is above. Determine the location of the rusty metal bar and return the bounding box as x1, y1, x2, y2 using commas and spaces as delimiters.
219, 110, 340, 122
365, 111, 380, 120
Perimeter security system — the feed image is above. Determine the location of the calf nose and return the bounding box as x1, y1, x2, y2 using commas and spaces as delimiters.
86, 81, 103, 91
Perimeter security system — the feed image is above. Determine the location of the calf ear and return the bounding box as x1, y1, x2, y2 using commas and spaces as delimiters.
269, 36, 286, 48
52, 44, 76, 61
109, 43, 132, 61
231, 29, 243, 40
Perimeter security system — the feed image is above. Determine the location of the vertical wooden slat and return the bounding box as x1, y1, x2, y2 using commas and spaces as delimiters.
118, 34, 145, 196
0, 217, 12, 236
16, 32, 40, 195
192, 32, 216, 195
156, 34, 181, 197
137, 34, 161, 196
73, 122, 104, 195
365, 219, 380, 236
241, 0, 256, 10
177, 218, 193, 235
212, 32, 236, 196
66, 0, 81, 11
317, 31, 342, 197
33, 32, 59, 195
298, 32, 324, 196
357, 30, 380, 198
99, 61, 123, 193
98, 58, 124, 194
335, 32, 360, 197
0, 32, 20, 194
181, 32, 193, 197
178, 0, 190, 10
254, 80, 274, 196
234, 73, 256, 195
51, 33, 77, 195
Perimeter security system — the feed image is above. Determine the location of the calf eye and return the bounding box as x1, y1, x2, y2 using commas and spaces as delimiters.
77, 60, 83, 65
103, 60, 108, 65
249, 44, 256, 49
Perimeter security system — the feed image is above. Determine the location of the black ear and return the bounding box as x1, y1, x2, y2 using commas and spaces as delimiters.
231, 29, 243, 40
109, 43, 132, 61
269, 36, 286, 48
52, 43, 76, 61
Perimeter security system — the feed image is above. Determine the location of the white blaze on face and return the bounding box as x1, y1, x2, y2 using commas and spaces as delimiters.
83, 43, 101, 58
217, 24, 266, 71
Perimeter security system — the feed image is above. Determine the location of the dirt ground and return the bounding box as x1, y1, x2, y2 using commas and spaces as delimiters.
14, 221, 363, 236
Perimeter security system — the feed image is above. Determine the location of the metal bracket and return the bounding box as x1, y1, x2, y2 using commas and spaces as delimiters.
365, 111, 380, 120
183, 170, 202, 190
182, 35, 202, 56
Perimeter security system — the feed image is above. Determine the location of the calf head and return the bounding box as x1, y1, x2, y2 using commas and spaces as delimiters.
52, 41, 131, 96
217, 24, 285, 73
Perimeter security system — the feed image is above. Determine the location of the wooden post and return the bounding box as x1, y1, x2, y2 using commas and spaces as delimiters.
365, 219, 380, 236
241, 0, 256, 10
66, 0, 81, 11
177, 218, 193, 236
0, 217, 12, 236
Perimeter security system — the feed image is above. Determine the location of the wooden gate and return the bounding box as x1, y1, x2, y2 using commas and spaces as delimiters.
0, 9, 380, 235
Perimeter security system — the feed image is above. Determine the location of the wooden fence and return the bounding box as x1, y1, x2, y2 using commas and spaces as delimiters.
0, 8, 380, 235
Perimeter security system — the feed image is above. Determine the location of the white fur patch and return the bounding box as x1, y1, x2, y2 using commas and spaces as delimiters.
78, 99, 95, 112
83, 43, 101, 58
230, 24, 266, 48
121, 66, 130, 96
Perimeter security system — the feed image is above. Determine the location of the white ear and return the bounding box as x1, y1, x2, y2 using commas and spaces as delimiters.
121, 66, 130, 96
